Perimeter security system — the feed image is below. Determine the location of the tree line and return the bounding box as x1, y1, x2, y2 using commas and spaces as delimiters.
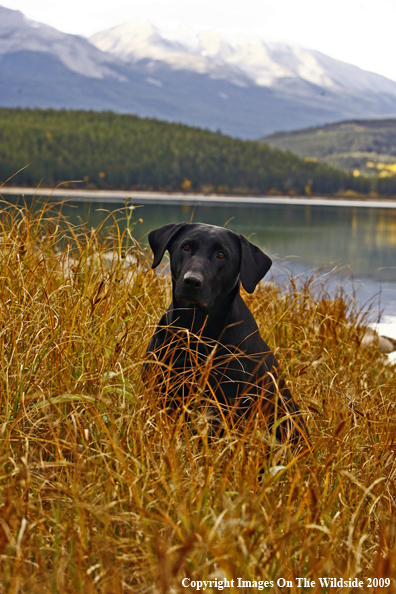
1, 107, 392, 196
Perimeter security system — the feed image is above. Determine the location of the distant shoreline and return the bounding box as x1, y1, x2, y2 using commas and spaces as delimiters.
2, 187, 396, 209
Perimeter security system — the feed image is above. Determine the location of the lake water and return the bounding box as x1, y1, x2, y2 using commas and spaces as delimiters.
3, 191, 396, 337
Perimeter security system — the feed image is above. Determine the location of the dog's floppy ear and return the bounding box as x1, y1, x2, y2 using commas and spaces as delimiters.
239, 234, 272, 293
149, 223, 188, 268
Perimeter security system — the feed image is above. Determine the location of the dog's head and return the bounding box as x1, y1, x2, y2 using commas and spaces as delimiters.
148, 223, 272, 309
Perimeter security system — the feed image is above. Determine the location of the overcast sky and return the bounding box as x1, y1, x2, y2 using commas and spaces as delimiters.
2, 0, 396, 81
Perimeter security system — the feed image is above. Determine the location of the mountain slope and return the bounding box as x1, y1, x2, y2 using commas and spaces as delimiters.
90, 21, 396, 96
261, 119, 396, 176
2, 49, 353, 139
0, 5, 125, 80
2, 5, 396, 138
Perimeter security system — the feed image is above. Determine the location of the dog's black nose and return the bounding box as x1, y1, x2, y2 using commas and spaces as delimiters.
183, 272, 203, 289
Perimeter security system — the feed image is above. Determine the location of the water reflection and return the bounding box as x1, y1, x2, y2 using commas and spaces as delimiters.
114, 201, 396, 283
2, 195, 396, 317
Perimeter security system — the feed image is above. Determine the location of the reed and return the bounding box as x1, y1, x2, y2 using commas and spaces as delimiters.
0, 199, 394, 593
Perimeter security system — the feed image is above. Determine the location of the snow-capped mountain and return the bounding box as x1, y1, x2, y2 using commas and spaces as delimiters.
2, 5, 396, 138
0, 5, 125, 80
90, 20, 396, 96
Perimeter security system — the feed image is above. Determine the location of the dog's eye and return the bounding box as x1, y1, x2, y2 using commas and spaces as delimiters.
217, 251, 225, 259
183, 244, 190, 252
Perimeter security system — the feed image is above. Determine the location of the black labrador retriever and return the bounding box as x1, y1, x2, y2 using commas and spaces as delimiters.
145, 222, 308, 444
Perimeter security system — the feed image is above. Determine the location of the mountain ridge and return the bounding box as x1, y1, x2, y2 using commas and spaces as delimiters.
90, 20, 396, 95
0, 5, 125, 80
2, 5, 396, 138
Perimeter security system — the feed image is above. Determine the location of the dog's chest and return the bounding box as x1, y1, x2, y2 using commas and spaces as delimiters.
150, 326, 264, 406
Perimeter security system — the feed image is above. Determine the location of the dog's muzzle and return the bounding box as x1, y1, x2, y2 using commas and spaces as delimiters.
183, 271, 203, 289
176, 271, 208, 306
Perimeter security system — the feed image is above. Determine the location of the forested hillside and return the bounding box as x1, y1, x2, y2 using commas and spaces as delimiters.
0, 108, 375, 196
262, 119, 396, 196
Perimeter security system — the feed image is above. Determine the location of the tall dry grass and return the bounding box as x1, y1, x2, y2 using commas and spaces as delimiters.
0, 199, 395, 593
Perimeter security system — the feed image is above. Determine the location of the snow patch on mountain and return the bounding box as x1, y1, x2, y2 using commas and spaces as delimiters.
89, 20, 396, 96
0, 5, 125, 81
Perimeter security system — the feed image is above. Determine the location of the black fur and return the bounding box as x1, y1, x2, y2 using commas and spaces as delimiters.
145, 222, 308, 444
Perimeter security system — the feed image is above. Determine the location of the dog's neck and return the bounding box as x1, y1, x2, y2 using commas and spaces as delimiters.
168, 283, 240, 339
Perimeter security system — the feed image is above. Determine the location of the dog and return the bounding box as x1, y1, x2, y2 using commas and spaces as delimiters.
145, 222, 308, 444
